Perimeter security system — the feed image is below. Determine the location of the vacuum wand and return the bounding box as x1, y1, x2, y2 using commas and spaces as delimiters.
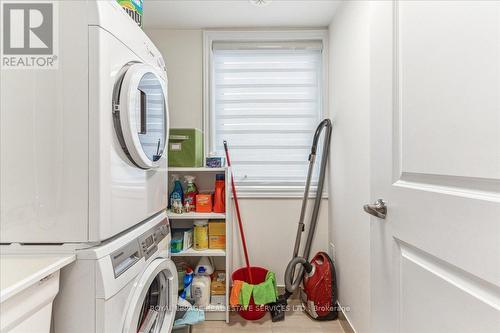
270, 119, 332, 323
285, 119, 332, 294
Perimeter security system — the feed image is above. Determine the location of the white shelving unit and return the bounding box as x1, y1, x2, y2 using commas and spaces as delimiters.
170, 167, 226, 173
167, 211, 226, 220
171, 248, 226, 257
168, 167, 232, 323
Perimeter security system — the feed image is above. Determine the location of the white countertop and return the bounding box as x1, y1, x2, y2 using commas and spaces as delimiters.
0, 254, 75, 303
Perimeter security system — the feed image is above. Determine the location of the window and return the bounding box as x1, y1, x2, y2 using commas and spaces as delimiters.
204, 31, 327, 197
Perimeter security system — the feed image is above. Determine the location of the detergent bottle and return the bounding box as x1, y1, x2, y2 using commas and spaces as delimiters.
195, 256, 214, 275
169, 174, 184, 209
192, 273, 211, 307
192, 257, 214, 307
213, 174, 225, 213
180, 267, 194, 300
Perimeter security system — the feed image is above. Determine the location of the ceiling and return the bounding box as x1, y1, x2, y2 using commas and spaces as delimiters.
143, 0, 341, 29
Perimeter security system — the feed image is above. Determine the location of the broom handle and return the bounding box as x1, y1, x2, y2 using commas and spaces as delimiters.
223, 141, 253, 284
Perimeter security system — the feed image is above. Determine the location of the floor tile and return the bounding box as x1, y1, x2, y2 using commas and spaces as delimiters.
319, 320, 345, 333
191, 307, 344, 333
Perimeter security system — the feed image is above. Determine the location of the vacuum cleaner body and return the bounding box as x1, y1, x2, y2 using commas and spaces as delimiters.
300, 252, 338, 320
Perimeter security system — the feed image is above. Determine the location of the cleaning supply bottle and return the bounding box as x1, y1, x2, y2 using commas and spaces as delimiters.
192, 268, 211, 307
183, 175, 198, 212
180, 267, 194, 300
169, 174, 184, 209
195, 256, 214, 275
193, 221, 209, 250
213, 174, 225, 213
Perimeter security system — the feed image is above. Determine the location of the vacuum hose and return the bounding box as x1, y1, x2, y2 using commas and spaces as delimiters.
284, 257, 313, 292
284, 119, 332, 294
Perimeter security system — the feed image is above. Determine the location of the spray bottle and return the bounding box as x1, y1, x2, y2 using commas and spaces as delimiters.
183, 175, 198, 212
169, 174, 184, 209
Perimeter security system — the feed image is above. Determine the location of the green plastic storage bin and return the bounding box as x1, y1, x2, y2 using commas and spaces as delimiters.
168, 128, 203, 167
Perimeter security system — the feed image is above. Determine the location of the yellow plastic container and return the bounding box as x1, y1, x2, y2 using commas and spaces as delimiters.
193, 220, 209, 250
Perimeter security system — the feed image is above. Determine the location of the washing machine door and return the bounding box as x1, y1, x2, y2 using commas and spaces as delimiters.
113, 63, 169, 169
123, 258, 178, 333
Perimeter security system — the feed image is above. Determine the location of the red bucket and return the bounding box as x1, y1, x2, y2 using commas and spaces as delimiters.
232, 266, 268, 320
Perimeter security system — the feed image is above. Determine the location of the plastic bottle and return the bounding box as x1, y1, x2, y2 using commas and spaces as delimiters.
183, 175, 198, 212
169, 175, 184, 209
193, 220, 209, 250
170, 233, 183, 253
195, 256, 214, 275
213, 174, 225, 213
180, 267, 194, 300
192, 269, 211, 307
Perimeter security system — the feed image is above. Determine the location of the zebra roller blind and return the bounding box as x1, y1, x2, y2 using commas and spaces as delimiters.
210, 40, 324, 195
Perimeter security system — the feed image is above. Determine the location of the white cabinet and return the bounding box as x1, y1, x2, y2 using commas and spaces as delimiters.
0, 255, 75, 332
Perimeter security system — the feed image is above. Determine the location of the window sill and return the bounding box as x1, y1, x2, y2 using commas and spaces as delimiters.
231, 185, 329, 199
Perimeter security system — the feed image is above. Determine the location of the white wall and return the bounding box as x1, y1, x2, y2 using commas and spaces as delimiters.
146, 29, 329, 285
328, 2, 371, 332
146, 29, 203, 129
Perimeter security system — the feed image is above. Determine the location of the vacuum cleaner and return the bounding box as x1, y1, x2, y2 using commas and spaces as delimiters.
270, 118, 338, 322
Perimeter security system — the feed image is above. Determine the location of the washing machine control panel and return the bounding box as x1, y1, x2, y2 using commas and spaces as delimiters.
111, 218, 170, 278
138, 217, 169, 260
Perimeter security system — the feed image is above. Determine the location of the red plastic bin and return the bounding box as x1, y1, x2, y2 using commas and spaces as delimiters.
231, 266, 268, 320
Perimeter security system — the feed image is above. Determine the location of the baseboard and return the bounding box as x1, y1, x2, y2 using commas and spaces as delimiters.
276, 285, 299, 299
338, 305, 356, 333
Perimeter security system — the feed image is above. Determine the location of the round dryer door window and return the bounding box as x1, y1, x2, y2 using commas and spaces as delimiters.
113, 63, 169, 169
123, 258, 178, 333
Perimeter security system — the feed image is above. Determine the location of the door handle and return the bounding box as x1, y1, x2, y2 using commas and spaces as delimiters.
139, 88, 147, 134
364, 199, 387, 219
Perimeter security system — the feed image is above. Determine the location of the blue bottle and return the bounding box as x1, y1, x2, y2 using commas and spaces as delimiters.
169, 175, 184, 209
180, 268, 194, 299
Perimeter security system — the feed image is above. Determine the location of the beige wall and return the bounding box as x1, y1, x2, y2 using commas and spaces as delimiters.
329, 2, 371, 332
146, 28, 329, 285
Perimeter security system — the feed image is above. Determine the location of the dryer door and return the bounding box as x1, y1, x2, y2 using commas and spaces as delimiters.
123, 258, 178, 333
113, 63, 169, 169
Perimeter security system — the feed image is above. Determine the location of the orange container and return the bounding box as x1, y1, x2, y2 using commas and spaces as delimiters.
213, 174, 225, 213
209, 235, 225, 249
196, 194, 213, 213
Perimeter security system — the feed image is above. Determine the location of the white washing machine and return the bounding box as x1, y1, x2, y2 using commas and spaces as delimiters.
53, 212, 178, 333
1, 1, 169, 243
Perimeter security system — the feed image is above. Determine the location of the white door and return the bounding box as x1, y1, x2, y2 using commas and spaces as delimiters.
113, 63, 169, 169
369, 1, 500, 333
122, 258, 178, 333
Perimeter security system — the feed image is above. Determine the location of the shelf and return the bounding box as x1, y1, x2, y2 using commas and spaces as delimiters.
171, 248, 226, 257
167, 211, 226, 219
205, 304, 227, 312
205, 304, 227, 321
169, 167, 226, 172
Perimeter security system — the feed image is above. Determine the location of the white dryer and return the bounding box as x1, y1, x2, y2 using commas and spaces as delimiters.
1, 1, 169, 243
53, 212, 178, 333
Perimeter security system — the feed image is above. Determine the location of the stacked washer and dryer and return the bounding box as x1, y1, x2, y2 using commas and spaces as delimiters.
0, 1, 177, 332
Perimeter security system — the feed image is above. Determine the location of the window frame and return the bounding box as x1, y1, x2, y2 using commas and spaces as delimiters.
203, 30, 329, 198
